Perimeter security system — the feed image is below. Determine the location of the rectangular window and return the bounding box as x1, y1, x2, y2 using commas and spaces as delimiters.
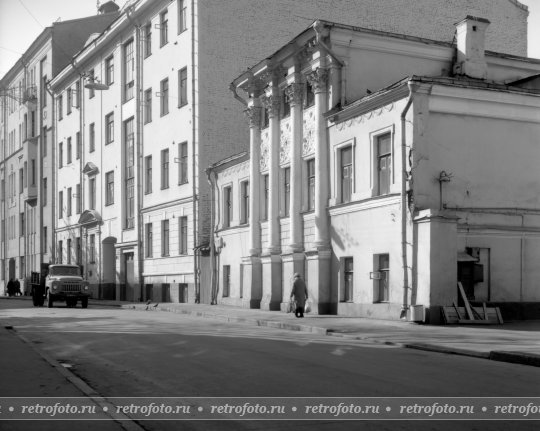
58, 142, 63, 168
161, 219, 169, 256
67, 239, 72, 264
76, 132, 81, 160
67, 137, 72, 164
89, 234, 96, 263
305, 80, 315, 108
144, 23, 152, 57
19, 256, 25, 278
282, 90, 290, 118
67, 88, 72, 115
223, 265, 231, 297
178, 141, 188, 184
20, 212, 24, 237
75, 184, 81, 214
178, 68, 187, 107
42, 127, 47, 157
144, 88, 152, 124
58, 191, 63, 219
178, 0, 187, 33
88, 69, 95, 99
89, 178, 96, 210
160, 78, 169, 116
43, 178, 47, 206
283, 167, 290, 216
89, 123, 95, 153
124, 118, 135, 229
263, 174, 269, 220
75, 81, 81, 108
145, 223, 153, 258
43, 227, 47, 254
377, 133, 391, 196
105, 55, 114, 85
160, 9, 168, 46
343, 257, 353, 302
105, 171, 114, 205
179, 216, 188, 254
223, 186, 232, 228
58, 241, 63, 264
161, 149, 169, 189
67, 187, 72, 216
105, 112, 114, 144
31, 159, 35, 186
240, 180, 249, 224
76, 237, 81, 265
374, 254, 390, 303
57, 94, 63, 120
307, 158, 315, 211
123, 40, 134, 101
340, 146, 353, 203
145, 155, 152, 194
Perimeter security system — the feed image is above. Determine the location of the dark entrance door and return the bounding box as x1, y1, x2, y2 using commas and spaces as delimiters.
123, 252, 134, 301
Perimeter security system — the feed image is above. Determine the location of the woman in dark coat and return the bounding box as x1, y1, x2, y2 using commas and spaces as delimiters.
290, 273, 308, 318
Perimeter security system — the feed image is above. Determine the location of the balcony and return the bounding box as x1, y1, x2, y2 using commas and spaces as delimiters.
22, 135, 38, 204
22, 86, 38, 108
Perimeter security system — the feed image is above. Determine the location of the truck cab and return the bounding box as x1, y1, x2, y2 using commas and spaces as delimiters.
45, 264, 90, 308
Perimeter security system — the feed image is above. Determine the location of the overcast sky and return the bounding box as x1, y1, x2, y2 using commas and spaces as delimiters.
0, 0, 539, 77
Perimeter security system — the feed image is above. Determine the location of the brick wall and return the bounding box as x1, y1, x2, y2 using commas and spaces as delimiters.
195, 0, 528, 240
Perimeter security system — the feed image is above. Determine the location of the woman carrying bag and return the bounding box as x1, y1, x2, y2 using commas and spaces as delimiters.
290, 273, 308, 318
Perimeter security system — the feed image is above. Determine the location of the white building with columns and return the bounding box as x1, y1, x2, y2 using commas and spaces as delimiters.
215, 17, 540, 322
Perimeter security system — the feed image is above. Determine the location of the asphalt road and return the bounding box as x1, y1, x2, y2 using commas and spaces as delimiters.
1, 300, 539, 431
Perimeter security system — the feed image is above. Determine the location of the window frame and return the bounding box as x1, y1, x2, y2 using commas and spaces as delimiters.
105, 55, 114, 85
160, 78, 169, 116
144, 22, 152, 58
161, 149, 169, 189
105, 112, 114, 144
144, 88, 152, 124
123, 40, 135, 102
145, 222, 153, 258
306, 158, 315, 211
159, 9, 169, 47
240, 180, 249, 225
179, 216, 188, 254
161, 219, 170, 256
223, 185, 233, 228
178, 0, 187, 34
178, 141, 188, 184
178, 67, 187, 107
145, 155, 152, 194
105, 171, 114, 206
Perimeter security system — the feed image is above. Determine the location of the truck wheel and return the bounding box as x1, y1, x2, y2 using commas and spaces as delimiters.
81, 298, 88, 309
47, 293, 53, 308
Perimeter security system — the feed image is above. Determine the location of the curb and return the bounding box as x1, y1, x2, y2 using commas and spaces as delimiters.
123, 303, 540, 368
4, 327, 146, 431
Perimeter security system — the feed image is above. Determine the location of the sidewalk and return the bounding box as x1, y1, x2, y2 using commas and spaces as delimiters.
121, 301, 540, 368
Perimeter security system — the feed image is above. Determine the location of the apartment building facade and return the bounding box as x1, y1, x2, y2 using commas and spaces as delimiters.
0, 7, 119, 294
47, 0, 529, 303
217, 16, 540, 321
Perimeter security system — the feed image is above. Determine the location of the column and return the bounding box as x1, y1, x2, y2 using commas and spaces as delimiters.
304, 66, 331, 314
307, 67, 330, 249
260, 81, 282, 310
280, 79, 305, 311
241, 100, 263, 309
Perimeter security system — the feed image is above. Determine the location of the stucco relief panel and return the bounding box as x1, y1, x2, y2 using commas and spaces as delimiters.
260, 130, 269, 172
303, 107, 316, 157
335, 103, 395, 131
280, 119, 291, 166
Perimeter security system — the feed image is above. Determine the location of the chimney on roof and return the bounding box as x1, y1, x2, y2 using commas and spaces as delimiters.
453, 16, 490, 80
98, 1, 120, 14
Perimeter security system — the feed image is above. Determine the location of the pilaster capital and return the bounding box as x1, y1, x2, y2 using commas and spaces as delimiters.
261, 94, 281, 118
306, 68, 329, 93
285, 83, 304, 107
244, 106, 262, 128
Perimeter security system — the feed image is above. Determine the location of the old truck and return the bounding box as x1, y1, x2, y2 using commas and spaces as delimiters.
43, 264, 90, 308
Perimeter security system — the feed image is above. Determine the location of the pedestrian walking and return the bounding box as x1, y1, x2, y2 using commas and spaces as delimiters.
290, 273, 308, 318
6, 279, 15, 296
14, 279, 22, 296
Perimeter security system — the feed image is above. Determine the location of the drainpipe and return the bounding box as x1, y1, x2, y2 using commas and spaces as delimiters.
205, 165, 216, 304
45, 82, 56, 264
399, 83, 414, 319
191, 0, 200, 303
